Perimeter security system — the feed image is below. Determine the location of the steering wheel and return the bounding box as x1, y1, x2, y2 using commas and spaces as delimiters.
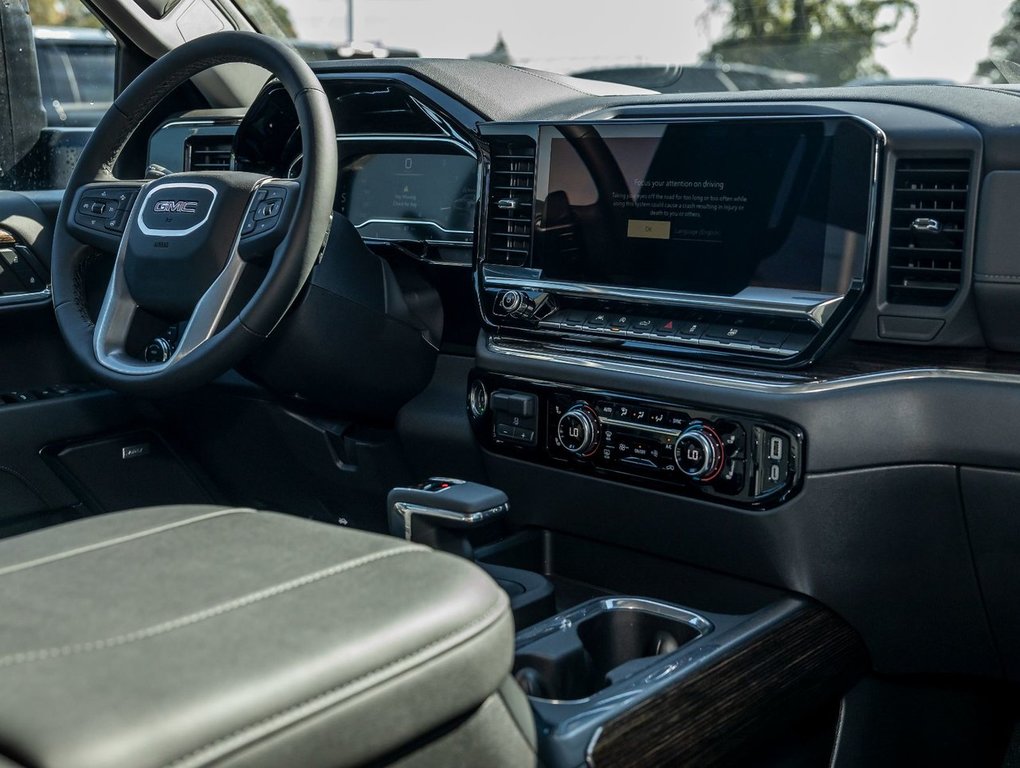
51, 31, 337, 396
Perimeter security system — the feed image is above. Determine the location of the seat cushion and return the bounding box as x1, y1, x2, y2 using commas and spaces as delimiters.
0, 506, 515, 768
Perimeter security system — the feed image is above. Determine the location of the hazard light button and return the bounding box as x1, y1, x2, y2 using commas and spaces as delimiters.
654, 318, 679, 337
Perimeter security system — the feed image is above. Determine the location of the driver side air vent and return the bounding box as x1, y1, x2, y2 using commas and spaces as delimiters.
184, 135, 234, 172
886, 158, 970, 307
486, 138, 536, 267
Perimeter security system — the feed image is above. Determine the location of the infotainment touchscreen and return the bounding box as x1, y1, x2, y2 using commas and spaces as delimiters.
533, 118, 877, 297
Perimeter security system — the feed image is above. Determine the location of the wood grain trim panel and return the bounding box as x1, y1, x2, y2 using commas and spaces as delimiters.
590, 601, 867, 767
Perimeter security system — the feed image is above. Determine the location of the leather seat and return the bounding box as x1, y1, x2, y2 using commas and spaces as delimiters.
0, 506, 537, 767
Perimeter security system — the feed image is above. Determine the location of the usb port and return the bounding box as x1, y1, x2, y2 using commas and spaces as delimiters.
769, 436, 784, 461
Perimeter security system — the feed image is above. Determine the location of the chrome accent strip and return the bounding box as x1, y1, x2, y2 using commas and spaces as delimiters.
533, 319, 797, 356
516, 596, 713, 646
485, 276, 843, 326
0, 287, 51, 306
516, 597, 714, 706
354, 218, 473, 236
153, 119, 214, 130
393, 501, 509, 541
288, 134, 479, 179
585, 727, 603, 768
828, 697, 848, 768
486, 337, 1020, 395
601, 415, 679, 438
136, 182, 217, 238
335, 133, 475, 146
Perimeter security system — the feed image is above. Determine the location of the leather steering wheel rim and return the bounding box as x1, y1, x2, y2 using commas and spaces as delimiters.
51, 31, 337, 396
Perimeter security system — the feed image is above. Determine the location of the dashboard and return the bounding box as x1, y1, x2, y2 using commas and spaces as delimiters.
144, 61, 1020, 681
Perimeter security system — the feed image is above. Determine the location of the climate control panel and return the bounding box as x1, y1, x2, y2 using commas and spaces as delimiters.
468, 374, 804, 508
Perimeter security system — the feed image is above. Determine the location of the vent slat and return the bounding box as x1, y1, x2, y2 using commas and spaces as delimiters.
886, 158, 970, 307
485, 137, 535, 267
185, 135, 233, 172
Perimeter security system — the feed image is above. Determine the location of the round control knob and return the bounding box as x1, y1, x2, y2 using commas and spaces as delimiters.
143, 337, 172, 364
674, 423, 724, 481
557, 404, 600, 456
468, 379, 489, 419
496, 289, 535, 319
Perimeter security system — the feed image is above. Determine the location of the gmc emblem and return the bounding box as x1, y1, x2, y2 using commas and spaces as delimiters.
153, 200, 199, 214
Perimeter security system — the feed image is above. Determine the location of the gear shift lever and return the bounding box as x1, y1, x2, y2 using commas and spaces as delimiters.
387, 478, 509, 557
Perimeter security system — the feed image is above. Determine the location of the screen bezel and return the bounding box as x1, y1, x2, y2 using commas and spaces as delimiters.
525, 115, 882, 315
336, 136, 479, 246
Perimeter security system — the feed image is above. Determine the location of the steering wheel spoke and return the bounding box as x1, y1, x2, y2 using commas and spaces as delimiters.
67, 181, 147, 253
94, 179, 278, 374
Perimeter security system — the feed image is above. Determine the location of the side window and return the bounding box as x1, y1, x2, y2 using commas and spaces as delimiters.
35, 32, 116, 127
0, 1, 116, 191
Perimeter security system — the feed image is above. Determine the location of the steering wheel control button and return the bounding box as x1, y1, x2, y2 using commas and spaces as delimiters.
240, 184, 297, 260
105, 210, 129, 232
73, 186, 141, 241
254, 200, 282, 221
143, 337, 173, 364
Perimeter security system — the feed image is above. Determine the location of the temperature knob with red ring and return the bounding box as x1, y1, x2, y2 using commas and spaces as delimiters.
557, 403, 601, 456
674, 422, 725, 481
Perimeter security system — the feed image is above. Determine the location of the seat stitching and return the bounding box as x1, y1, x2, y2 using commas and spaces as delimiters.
0, 545, 424, 669
0, 507, 256, 578
163, 595, 509, 768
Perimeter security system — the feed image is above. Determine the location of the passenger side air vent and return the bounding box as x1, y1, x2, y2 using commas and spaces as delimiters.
486, 138, 535, 266
887, 158, 970, 307
184, 135, 234, 171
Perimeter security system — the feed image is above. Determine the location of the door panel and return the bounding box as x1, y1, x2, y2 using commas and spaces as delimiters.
0, 189, 143, 535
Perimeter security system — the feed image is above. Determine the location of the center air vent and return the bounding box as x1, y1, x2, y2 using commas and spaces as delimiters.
486, 138, 535, 266
184, 135, 234, 172
886, 158, 971, 307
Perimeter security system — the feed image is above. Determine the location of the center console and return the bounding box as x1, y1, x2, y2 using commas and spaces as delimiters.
478, 114, 881, 367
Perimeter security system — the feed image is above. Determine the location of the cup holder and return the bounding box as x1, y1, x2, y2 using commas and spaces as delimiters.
514, 597, 712, 702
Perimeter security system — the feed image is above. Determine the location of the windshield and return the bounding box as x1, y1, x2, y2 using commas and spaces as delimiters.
233, 0, 1020, 91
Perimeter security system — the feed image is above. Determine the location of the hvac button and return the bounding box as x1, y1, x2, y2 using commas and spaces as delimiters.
705, 320, 759, 344
716, 458, 746, 494
630, 317, 656, 335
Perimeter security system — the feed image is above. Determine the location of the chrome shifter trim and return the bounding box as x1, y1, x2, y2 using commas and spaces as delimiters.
393, 501, 509, 541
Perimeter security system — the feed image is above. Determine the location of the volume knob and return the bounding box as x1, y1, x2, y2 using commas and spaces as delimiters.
496, 289, 536, 319
674, 423, 724, 481
557, 404, 600, 456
